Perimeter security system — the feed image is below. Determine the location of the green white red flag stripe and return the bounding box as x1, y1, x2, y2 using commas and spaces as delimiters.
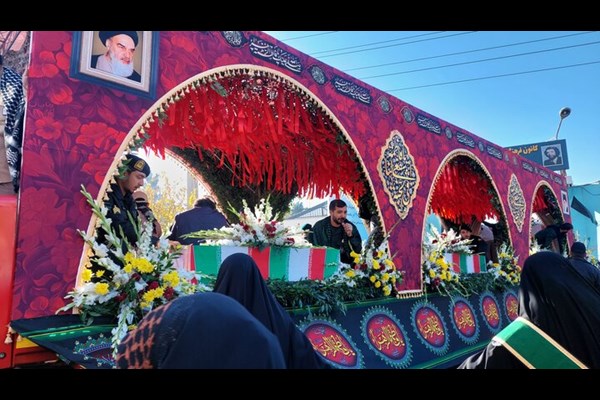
443, 253, 487, 274
190, 245, 340, 281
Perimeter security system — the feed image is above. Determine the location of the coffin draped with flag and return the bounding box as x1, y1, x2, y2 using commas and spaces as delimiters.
443, 253, 487, 274
180, 245, 341, 281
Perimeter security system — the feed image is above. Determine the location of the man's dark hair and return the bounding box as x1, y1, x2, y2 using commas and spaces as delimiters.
329, 199, 347, 211
195, 197, 216, 209
460, 225, 472, 233
571, 241, 587, 257
544, 146, 560, 158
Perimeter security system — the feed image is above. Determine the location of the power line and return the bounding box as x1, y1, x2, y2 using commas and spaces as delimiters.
318, 31, 478, 58
345, 31, 596, 72
386, 60, 600, 91
310, 31, 445, 56
276, 31, 340, 41
359, 40, 600, 80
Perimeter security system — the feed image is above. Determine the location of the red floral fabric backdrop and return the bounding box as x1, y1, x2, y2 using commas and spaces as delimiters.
13, 31, 569, 318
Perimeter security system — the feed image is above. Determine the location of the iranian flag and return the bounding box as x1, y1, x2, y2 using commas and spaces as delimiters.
443, 253, 487, 274
191, 245, 339, 281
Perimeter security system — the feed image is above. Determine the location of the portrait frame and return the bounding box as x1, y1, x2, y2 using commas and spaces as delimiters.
70, 31, 159, 99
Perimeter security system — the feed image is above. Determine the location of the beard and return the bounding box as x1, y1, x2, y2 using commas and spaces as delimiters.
108, 50, 135, 78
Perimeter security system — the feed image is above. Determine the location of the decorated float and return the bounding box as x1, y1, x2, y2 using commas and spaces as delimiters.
0, 31, 573, 369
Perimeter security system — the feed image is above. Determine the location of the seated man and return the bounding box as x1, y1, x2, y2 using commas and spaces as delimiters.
309, 199, 362, 265
459, 225, 488, 256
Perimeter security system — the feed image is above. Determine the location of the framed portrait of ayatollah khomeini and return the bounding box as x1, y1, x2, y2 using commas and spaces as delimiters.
70, 31, 159, 99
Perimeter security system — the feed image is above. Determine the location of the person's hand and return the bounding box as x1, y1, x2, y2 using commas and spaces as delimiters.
342, 222, 353, 237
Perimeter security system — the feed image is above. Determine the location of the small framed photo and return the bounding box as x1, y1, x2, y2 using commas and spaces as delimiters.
70, 31, 159, 99
561, 190, 570, 215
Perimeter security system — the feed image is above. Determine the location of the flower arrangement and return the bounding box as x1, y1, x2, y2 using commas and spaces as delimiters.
58, 186, 198, 356
488, 243, 521, 286
338, 232, 403, 297
421, 226, 471, 295
184, 197, 310, 249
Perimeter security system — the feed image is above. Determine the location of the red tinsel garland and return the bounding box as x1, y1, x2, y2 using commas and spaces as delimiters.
429, 159, 498, 224
144, 73, 365, 199
532, 188, 549, 214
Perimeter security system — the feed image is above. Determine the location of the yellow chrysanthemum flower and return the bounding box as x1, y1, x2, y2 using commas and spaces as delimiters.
142, 287, 165, 304
81, 268, 92, 282
381, 273, 390, 283
391, 276, 397, 283
374, 281, 381, 288
162, 270, 180, 287
429, 269, 436, 278
95, 270, 105, 278
133, 258, 154, 274
95, 282, 109, 295
382, 285, 392, 296
372, 260, 380, 270
123, 263, 133, 274
384, 259, 394, 268
345, 270, 356, 278
370, 275, 377, 283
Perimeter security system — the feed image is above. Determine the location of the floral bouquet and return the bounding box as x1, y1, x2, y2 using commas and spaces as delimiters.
488, 243, 521, 287
58, 186, 199, 356
338, 230, 403, 297
421, 226, 471, 295
184, 197, 310, 249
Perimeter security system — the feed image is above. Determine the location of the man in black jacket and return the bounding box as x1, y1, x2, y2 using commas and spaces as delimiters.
309, 199, 362, 265
568, 241, 600, 292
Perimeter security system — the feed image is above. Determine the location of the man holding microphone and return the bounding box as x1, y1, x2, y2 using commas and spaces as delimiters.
309, 199, 362, 265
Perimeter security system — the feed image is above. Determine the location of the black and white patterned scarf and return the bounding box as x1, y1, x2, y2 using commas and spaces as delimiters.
0, 66, 25, 193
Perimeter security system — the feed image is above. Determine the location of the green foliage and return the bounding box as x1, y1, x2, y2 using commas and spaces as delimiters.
267, 278, 380, 316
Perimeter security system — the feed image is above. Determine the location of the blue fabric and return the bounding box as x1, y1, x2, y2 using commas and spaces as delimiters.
214, 253, 330, 369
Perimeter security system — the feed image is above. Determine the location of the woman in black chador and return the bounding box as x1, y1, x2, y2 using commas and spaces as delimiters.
213, 253, 330, 369
116, 292, 285, 368
459, 251, 600, 369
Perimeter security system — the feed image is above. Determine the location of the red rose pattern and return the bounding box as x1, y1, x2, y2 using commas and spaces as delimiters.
13, 31, 567, 318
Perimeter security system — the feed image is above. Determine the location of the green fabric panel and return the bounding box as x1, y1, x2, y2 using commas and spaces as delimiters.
479, 254, 487, 272
324, 248, 340, 278
459, 253, 468, 274
193, 245, 221, 276
496, 319, 582, 369
269, 247, 290, 280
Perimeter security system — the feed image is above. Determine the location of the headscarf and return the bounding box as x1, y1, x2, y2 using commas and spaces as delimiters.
213, 253, 330, 369
459, 251, 600, 368
518, 251, 600, 368
116, 292, 286, 369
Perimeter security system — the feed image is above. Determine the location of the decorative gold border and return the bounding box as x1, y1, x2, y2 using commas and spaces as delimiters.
377, 130, 420, 220
75, 64, 384, 289
508, 174, 526, 233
